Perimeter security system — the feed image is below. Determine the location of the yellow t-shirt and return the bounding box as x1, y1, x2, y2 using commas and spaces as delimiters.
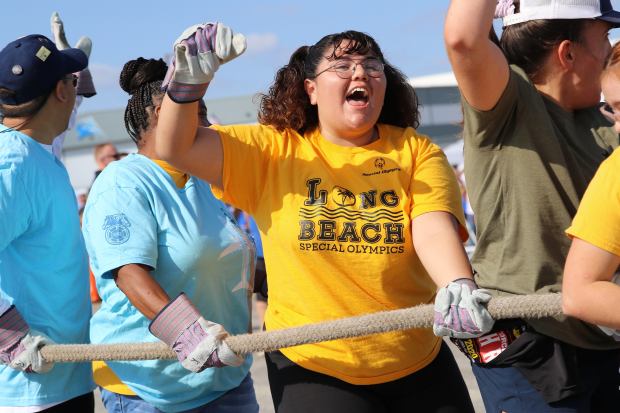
566, 147, 620, 255
91, 159, 188, 396
152, 159, 190, 188
212, 123, 467, 384
92, 360, 136, 395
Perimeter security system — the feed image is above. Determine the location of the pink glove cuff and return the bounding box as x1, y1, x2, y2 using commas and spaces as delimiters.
0, 306, 28, 365
166, 80, 209, 104
0, 306, 28, 352
76, 68, 96, 97
149, 293, 234, 371
149, 293, 200, 346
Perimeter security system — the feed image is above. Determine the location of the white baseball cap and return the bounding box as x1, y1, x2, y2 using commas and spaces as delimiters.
503, 0, 620, 26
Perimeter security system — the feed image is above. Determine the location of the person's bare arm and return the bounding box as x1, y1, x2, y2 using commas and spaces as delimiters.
114, 263, 245, 370
113, 264, 170, 319
156, 98, 224, 189
445, 0, 510, 111
411, 211, 473, 286
562, 238, 620, 329
414, 211, 494, 338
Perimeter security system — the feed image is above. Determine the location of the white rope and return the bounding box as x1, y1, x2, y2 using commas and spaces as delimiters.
40, 293, 562, 362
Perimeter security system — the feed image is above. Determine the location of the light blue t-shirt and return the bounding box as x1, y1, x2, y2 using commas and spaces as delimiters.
83, 154, 254, 413
0, 126, 93, 406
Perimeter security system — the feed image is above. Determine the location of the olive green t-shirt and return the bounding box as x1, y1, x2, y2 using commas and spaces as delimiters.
462, 65, 620, 349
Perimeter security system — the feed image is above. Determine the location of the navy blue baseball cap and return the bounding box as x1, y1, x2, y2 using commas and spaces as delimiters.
0, 34, 87, 105
600, 0, 620, 26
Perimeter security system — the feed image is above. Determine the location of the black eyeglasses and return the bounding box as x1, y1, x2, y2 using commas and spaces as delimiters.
63, 74, 78, 87
314, 58, 385, 79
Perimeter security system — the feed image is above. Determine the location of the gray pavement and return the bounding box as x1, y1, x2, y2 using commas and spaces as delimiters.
94, 300, 485, 413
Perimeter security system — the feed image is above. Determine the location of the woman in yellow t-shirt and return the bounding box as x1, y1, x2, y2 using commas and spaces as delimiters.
154, 23, 494, 412
563, 42, 620, 338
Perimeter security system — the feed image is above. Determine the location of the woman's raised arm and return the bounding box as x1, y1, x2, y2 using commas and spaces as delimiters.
444, 0, 510, 111
155, 22, 246, 188
157, 98, 225, 188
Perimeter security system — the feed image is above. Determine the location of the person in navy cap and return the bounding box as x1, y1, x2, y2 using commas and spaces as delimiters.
0, 34, 95, 411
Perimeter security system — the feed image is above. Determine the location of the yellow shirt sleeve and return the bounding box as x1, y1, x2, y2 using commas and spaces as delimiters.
566, 148, 620, 256
211, 124, 279, 214
410, 134, 468, 242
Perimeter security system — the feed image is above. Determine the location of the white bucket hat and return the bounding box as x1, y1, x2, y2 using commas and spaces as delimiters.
502, 0, 620, 26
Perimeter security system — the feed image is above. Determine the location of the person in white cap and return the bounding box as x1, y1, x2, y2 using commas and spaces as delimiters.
0, 33, 94, 411
445, 0, 620, 411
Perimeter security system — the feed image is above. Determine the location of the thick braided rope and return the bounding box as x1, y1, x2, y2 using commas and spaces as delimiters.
40, 293, 562, 363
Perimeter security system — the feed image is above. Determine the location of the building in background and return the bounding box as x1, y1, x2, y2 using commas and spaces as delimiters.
61, 73, 463, 190
410, 71, 462, 147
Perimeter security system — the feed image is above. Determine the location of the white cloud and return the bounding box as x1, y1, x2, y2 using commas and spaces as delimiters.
245, 33, 278, 54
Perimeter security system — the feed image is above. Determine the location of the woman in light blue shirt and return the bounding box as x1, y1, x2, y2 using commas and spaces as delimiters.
82, 57, 258, 413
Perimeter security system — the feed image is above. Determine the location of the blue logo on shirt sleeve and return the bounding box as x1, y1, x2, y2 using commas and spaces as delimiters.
103, 213, 131, 245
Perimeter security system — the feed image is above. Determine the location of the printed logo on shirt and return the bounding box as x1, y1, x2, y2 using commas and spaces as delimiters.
332, 186, 356, 207
103, 213, 131, 245
362, 158, 401, 177
298, 178, 405, 255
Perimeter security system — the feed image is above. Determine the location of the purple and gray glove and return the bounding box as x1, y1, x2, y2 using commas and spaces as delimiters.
0, 306, 53, 373
149, 293, 243, 372
163, 22, 247, 103
73, 36, 96, 97
50, 11, 96, 97
433, 278, 494, 339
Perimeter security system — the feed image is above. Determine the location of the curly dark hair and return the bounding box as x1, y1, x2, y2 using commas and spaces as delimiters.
119, 57, 167, 145
258, 30, 419, 134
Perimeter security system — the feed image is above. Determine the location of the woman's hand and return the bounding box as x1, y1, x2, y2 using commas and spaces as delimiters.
164, 22, 246, 103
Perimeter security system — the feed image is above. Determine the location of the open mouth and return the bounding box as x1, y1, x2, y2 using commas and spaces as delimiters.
346, 87, 369, 105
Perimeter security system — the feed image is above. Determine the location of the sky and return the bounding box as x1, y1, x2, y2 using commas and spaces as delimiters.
2, 1, 455, 114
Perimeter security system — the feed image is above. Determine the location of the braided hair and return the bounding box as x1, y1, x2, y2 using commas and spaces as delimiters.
119, 58, 167, 145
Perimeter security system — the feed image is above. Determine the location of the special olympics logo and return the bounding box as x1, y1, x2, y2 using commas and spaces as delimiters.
103, 213, 131, 245
374, 158, 385, 169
